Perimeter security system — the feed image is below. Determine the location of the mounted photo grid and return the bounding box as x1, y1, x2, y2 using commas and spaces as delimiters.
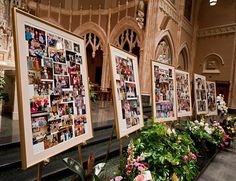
194, 74, 208, 115
12, 8, 93, 169
175, 70, 192, 117
152, 61, 177, 122
206, 81, 217, 116
109, 45, 144, 138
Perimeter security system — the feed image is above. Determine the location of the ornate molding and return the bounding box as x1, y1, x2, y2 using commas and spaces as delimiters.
159, 0, 179, 24
198, 24, 236, 38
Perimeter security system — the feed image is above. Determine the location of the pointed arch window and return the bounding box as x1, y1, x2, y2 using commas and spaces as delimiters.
114, 29, 140, 62
155, 38, 172, 65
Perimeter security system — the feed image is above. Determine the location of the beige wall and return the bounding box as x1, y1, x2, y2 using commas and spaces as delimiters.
27, 0, 236, 108
195, 0, 236, 108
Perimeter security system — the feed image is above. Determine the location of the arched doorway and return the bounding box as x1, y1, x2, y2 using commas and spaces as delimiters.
82, 32, 103, 87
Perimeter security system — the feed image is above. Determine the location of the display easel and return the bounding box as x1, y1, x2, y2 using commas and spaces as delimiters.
37, 162, 43, 181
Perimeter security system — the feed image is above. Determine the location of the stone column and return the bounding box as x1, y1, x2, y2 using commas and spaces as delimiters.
140, 0, 159, 94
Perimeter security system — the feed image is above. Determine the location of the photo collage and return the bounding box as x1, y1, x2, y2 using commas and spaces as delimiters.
207, 81, 217, 115
115, 55, 141, 129
194, 74, 208, 114
25, 24, 88, 153
153, 62, 177, 121
175, 70, 192, 117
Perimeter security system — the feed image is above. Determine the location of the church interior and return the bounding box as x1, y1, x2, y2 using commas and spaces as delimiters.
0, 0, 236, 180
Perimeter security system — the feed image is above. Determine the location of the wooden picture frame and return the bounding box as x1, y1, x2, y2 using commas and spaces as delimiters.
152, 61, 177, 122
207, 81, 217, 116
194, 74, 208, 115
12, 8, 93, 169
175, 69, 192, 117
109, 45, 144, 138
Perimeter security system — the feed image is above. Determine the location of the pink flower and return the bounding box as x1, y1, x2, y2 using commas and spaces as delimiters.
115, 176, 123, 181
183, 155, 188, 161
135, 175, 144, 181
190, 153, 197, 160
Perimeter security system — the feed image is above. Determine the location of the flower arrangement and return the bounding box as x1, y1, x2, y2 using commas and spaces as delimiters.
111, 141, 152, 181
216, 94, 228, 116
116, 121, 199, 181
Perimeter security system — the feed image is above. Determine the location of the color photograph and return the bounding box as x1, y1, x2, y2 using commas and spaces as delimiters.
175, 70, 192, 117
109, 45, 144, 138
13, 9, 93, 168
194, 74, 208, 115
207, 81, 217, 116
152, 61, 177, 121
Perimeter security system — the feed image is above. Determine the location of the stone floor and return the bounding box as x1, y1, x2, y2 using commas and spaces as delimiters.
0, 101, 114, 144
197, 140, 236, 181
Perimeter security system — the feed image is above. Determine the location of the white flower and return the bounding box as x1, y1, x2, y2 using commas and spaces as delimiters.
199, 122, 204, 127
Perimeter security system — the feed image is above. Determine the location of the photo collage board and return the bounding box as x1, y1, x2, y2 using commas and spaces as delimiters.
152, 62, 177, 122
194, 74, 208, 115
175, 70, 192, 117
109, 45, 144, 138
13, 9, 92, 168
206, 81, 217, 116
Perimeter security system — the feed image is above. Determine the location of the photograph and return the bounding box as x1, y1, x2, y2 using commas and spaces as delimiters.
58, 102, 74, 116
53, 62, 68, 75
207, 81, 217, 116
34, 81, 53, 96
66, 50, 76, 66
194, 74, 208, 115
110, 45, 144, 138
28, 70, 41, 85
41, 66, 53, 80
75, 54, 82, 64
74, 43, 80, 53
75, 95, 86, 115
115, 56, 135, 82
47, 33, 64, 48
30, 95, 49, 114
48, 119, 62, 134
152, 61, 177, 121
175, 70, 192, 117
27, 56, 42, 71
48, 47, 66, 63
64, 39, 73, 50
14, 10, 93, 168
54, 75, 70, 90
58, 126, 73, 143
43, 134, 59, 149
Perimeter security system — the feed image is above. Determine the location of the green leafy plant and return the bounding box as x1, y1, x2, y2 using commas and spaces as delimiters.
0, 76, 9, 101
89, 81, 96, 102
63, 155, 106, 181
113, 119, 199, 181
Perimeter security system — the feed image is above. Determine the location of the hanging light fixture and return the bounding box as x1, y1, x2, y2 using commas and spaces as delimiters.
209, 0, 217, 6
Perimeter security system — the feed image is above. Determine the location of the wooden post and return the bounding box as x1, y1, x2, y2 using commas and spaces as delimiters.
37, 162, 43, 181
105, 123, 115, 163
77, 144, 83, 166
119, 138, 123, 167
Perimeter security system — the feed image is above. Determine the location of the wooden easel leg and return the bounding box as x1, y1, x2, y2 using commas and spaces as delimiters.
37, 162, 43, 181
77, 144, 83, 166
119, 138, 123, 167
105, 123, 115, 163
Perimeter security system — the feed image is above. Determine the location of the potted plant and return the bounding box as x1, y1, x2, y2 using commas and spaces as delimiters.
0, 76, 9, 112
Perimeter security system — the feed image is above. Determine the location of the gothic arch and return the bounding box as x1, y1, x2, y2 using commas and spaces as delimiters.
178, 42, 191, 71
110, 17, 143, 46
155, 30, 175, 65
202, 53, 224, 74
73, 22, 107, 47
